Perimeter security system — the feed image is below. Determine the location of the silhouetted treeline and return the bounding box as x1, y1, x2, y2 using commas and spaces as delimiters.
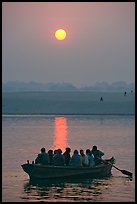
2, 81, 135, 92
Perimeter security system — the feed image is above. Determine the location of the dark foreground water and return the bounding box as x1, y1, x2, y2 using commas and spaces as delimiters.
2, 115, 135, 202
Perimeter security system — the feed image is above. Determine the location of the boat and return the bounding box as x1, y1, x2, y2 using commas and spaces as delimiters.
21, 157, 115, 180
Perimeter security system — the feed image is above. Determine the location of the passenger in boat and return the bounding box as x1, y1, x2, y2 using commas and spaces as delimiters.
69, 150, 82, 167
53, 149, 65, 166
48, 149, 54, 165
80, 149, 89, 167
53, 149, 58, 155
63, 147, 71, 166
35, 147, 49, 165
91, 145, 104, 165
86, 149, 95, 167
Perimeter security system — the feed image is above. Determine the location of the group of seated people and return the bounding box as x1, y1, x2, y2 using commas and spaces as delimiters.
34, 145, 104, 167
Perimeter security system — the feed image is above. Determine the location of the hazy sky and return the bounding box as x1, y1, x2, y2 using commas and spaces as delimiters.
2, 2, 135, 86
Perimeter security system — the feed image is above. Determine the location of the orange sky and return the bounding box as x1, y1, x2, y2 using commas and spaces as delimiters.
2, 2, 135, 86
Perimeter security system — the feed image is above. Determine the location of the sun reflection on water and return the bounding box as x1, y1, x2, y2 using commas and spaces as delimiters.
53, 117, 68, 152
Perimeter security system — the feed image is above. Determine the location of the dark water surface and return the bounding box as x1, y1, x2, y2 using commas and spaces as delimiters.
2, 115, 135, 202
2, 91, 135, 115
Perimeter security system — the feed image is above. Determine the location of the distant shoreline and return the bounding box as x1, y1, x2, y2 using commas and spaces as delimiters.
2, 113, 135, 117
2, 90, 135, 94
2, 81, 135, 93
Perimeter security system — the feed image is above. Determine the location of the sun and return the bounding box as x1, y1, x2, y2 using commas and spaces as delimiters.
55, 29, 66, 41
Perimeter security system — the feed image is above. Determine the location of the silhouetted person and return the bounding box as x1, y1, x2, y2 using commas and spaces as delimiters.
63, 147, 71, 166
53, 149, 65, 166
35, 147, 49, 165
70, 150, 82, 167
86, 149, 95, 167
48, 149, 54, 165
53, 149, 58, 155
91, 145, 104, 165
124, 91, 127, 96
100, 97, 103, 102
80, 149, 89, 166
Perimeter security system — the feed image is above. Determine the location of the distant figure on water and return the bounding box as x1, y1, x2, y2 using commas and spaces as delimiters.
124, 91, 127, 96
91, 145, 104, 165
35, 147, 49, 165
100, 96, 103, 102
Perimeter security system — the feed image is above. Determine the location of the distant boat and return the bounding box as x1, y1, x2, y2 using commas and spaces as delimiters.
21, 158, 115, 180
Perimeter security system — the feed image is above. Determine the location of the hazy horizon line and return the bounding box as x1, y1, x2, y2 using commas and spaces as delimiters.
2, 80, 135, 93
2, 80, 135, 86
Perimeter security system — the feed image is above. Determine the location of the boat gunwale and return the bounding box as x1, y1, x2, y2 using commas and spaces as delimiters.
21, 162, 112, 170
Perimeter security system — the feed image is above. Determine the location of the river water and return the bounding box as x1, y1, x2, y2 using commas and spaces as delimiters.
2, 115, 135, 202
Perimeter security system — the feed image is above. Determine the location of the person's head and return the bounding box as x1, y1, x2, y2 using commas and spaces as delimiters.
92, 145, 97, 152
74, 149, 78, 155
80, 149, 84, 156
86, 149, 91, 155
66, 147, 71, 153
48, 149, 53, 155
41, 147, 46, 153
57, 149, 62, 154
54, 149, 58, 155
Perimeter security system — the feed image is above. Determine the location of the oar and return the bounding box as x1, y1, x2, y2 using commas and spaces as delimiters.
100, 158, 132, 177
112, 164, 132, 177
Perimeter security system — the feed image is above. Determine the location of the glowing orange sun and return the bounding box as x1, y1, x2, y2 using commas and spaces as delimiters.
55, 29, 66, 40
